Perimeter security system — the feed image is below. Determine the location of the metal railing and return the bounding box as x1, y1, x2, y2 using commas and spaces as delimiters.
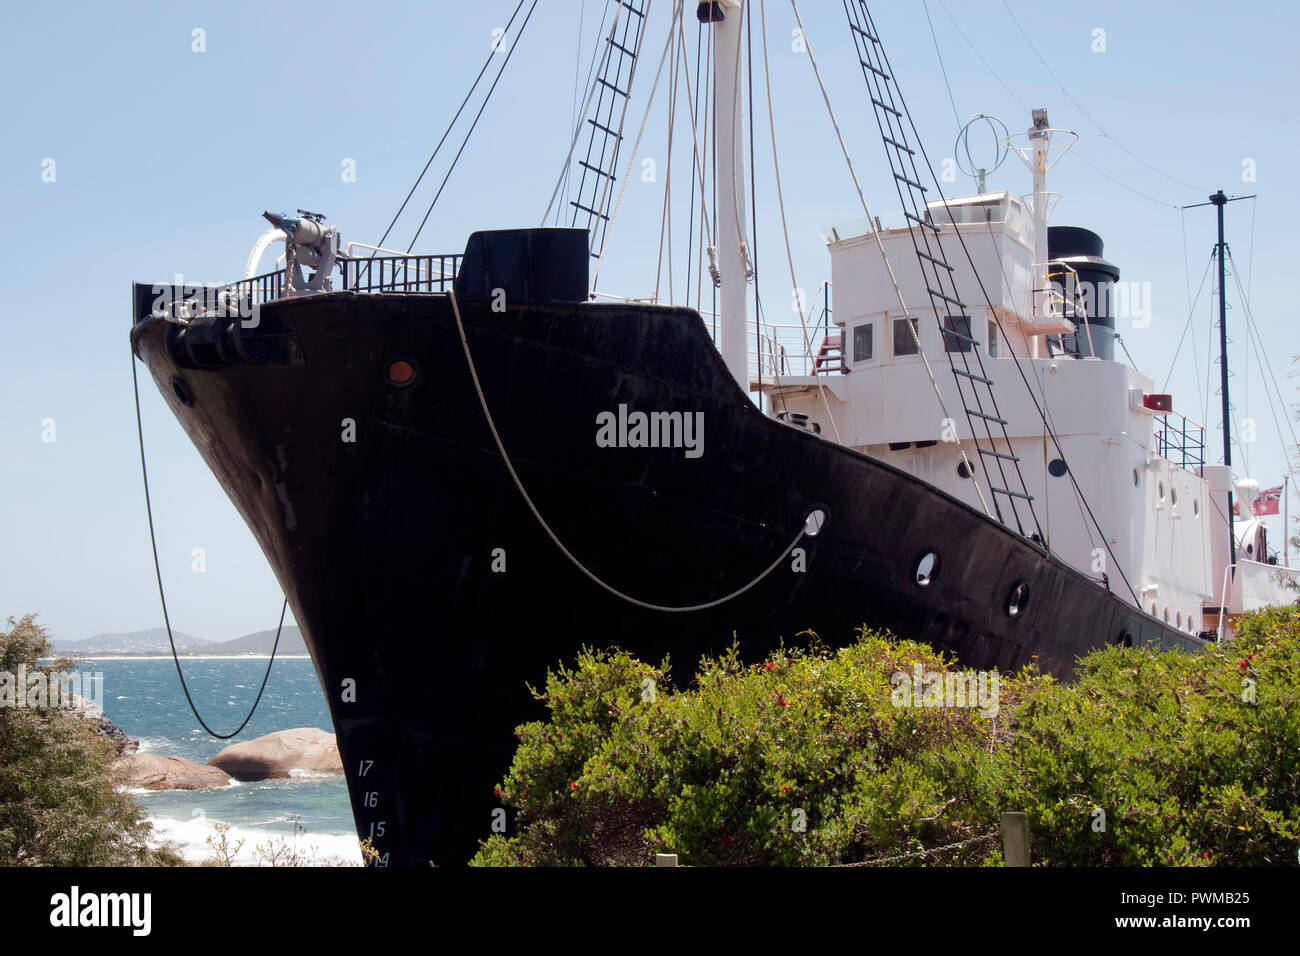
340, 254, 461, 293
216, 254, 462, 311
1155, 412, 1206, 471
224, 270, 284, 308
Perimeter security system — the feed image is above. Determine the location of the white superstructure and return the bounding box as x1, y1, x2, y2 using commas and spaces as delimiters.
754, 115, 1298, 636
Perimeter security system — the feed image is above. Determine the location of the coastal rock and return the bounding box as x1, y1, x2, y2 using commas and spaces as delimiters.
114, 753, 233, 790
206, 727, 343, 781
68, 700, 139, 756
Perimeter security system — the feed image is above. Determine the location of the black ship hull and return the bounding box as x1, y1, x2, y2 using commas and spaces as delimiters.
131, 229, 1201, 866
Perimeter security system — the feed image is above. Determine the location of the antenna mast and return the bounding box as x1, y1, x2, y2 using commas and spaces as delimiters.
1186, 189, 1255, 571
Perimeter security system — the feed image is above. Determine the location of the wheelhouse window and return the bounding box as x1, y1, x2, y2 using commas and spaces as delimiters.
987, 319, 998, 357
942, 314, 973, 353
893, 316, 919, 356
853, 322, 874, 363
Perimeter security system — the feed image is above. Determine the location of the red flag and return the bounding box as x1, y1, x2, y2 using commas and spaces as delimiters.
1253, 485, 1283, 516
1234, 485, 1283, 517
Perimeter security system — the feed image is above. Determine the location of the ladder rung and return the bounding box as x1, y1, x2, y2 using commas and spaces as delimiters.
884, 135, 914, 155
978, 447, 1020, 462
953, 367, 993, 386
618, 0, 645, 17
578, 160, 615, 181
870, 97, 902, 118
607, 38, 636, 58
569, 200, 610, 222
849, 22, 880, 44
894, 172, 927, 192
926, 287, 966, 309
917, 250, 953, 271
597, 77, 629, 97
991, 487, 1035, 502
943, 328, 981, 347
904, 211, 939, 234
859, 59, 890, 80
587, 117, 618, 138
967, 409, 1006, 425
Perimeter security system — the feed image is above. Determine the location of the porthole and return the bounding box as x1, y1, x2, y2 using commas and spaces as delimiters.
914, 551, 939, 587
804, 509, 827, 537
1193, 498, 1200, 517
1151, 602, 1158, 615
957, 460, 972, 479
1006, 581, 1029, 618
1158, 480, 1166, 502
1176, 611, 1183, 628
386, 357, 419, 388
1133, 468, 1140, 488
170, 375, 194, 407
1171, 487, 1179, 507
1246, 543, 1253, 555
1048, 458, 1068, 478
1163, 606, 1170, 623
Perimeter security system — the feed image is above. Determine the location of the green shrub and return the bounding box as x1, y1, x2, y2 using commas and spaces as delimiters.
473, 608, 1300, 867
0, 614, 183, 866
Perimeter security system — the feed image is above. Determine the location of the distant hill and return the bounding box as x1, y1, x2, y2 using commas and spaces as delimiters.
54, 625, 307, 657
53, 627, 210, 655
200, 626, 307, 656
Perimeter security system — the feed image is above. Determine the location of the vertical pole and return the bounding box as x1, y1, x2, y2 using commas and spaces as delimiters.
1030, 127, 1051, 324
710, 0, 751, 391
1211, 190, 1236, 572
1286, 475, 1290, 568
1000, 812, 1030, 867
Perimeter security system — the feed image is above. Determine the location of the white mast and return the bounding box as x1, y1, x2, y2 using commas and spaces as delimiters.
710, 0, 751, 389
1005, 109, 1077, 331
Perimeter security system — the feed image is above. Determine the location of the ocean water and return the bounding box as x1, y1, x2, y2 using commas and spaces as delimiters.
84, 657, 361, 866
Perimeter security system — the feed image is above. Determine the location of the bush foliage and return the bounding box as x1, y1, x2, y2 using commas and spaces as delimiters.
0, 614, 182, 866
473, 607, 1300, 866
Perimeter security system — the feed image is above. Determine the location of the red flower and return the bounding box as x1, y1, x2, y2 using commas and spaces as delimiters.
569, 781, 579, 792
1239, 660, 1249, 670
1203, 851, 1211, 859
781, 785, 792, 795
776, 695, 789, 707
493, 786, 502, 798
764, 661, 778, 672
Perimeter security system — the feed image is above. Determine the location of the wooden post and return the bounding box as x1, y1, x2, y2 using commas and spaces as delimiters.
1000, 812, 1030, 867
655, 853, 679, 867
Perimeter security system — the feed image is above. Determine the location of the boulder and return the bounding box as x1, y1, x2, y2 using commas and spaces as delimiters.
206, 727, 342, 781
114, 753, 233, 790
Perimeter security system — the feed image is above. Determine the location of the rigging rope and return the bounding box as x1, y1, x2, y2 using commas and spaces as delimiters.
131, 350, 286, 740
790, 0, 991, 519
592, 3, 678, 291
543, 0, 627, 226
406, 0, 540, 253
758, 0, 840, 442
359, 0, 531, 286
447, 288, 810, 612
998, 0, 1212, 197
849, 0, 1140, 599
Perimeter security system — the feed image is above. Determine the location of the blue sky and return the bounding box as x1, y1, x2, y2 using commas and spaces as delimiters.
2, 0, 1297, 642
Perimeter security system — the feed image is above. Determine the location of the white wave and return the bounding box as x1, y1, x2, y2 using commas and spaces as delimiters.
147, 814, 362, 866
